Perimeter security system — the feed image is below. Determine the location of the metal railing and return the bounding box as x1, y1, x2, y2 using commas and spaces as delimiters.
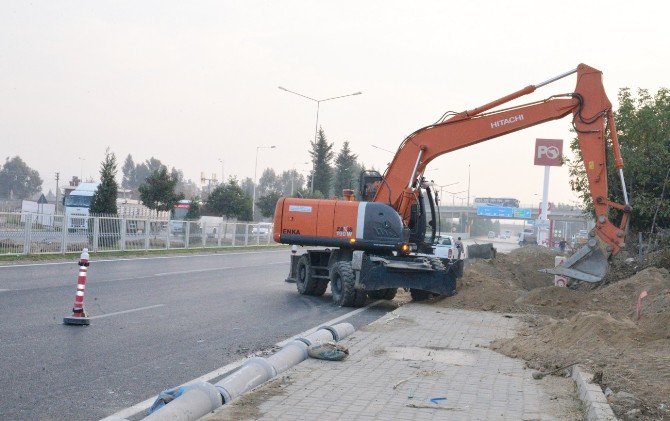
0, 212, 276, 255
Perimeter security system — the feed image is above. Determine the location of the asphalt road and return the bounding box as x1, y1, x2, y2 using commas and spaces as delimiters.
0, 250, 392, 420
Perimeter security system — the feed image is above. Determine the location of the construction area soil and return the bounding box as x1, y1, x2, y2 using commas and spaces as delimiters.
434, 245, 670, 420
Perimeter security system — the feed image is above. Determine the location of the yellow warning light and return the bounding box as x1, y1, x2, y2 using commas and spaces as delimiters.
349, 238, 356, 244
401, 244, 409, 252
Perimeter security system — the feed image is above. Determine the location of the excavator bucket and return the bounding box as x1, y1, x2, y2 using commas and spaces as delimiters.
539, 237, 610, 283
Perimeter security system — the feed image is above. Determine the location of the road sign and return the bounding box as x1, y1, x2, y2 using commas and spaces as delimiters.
477, 205, 532, 219
534, 138, 563, 166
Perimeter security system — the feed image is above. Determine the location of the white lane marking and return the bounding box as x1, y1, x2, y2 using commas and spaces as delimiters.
88, 304, 165, 320
0, 249, 289, 269
100, 299, 385, 421
152, 262, 286, 277
0, 289, 10, 292
153, 267, 232, 276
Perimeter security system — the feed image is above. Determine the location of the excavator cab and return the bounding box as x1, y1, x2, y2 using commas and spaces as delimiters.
358, 170, 383, 202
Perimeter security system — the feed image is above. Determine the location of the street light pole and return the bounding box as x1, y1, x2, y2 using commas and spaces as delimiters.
253, 146, 276, 219
278, 86, 362, 193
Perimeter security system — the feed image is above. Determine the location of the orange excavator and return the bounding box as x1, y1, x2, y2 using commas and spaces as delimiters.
273, 64, 631, 306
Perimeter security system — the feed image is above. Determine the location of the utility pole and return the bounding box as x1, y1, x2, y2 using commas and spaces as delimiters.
55, 172, 60, 213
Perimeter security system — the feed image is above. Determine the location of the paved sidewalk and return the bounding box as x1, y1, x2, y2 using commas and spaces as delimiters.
204, 303, 581, 420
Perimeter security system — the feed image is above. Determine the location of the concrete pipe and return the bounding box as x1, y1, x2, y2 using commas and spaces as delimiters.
324, 323, 355, 341
296, 327, 335, 346
266, 341, 308, 374
143, 382, 222, 421
215, 357, 276, 403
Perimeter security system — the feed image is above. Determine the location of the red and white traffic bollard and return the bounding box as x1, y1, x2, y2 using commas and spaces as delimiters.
63, 248, 91, 326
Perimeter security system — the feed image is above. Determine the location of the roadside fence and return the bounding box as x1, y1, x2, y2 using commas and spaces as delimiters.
0, 212, 276, 256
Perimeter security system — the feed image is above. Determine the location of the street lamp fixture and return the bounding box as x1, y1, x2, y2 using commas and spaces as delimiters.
253, 145, 276, 219
444, 189, 468, 206
278, 86, 362, 192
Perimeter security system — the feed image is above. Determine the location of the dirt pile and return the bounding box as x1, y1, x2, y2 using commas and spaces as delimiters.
446, 245, 558, 312
435, 247, 670, 420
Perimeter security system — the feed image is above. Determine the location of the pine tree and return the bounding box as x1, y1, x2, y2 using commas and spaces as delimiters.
138, 166, 184, 212
333, 141, 359, 196
121, 154, 136, 190
309, 128, 334, 197
90, 149, 118, 215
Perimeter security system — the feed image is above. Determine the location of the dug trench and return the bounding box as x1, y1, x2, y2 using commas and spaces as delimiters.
432, 245, 670, 420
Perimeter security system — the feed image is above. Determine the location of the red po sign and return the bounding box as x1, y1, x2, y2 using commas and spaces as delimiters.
534, 138, 563, 166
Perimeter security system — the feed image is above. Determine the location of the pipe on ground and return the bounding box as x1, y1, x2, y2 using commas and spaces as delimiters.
142, 322, 354, 420
143, 382, 222, 421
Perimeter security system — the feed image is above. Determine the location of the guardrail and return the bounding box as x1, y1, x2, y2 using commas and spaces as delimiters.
0, 212, 275, 255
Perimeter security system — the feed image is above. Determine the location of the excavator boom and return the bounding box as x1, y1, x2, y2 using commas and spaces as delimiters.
373, 64, 630, 282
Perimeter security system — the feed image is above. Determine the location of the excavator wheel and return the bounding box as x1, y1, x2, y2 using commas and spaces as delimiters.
296, 255, 327, 296
368, 288, 397, 301
410, 289, 433, 301
330, 261, 360, 307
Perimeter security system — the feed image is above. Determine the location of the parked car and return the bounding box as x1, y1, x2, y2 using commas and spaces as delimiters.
432, 236, 456, 260
488, 231, 495, 238
251, 223, 272, 235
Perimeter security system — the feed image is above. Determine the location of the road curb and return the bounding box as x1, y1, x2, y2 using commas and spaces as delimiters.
571, 365, 617, 420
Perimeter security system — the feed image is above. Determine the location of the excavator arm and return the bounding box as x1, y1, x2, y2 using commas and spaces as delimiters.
374, 64, 631, 282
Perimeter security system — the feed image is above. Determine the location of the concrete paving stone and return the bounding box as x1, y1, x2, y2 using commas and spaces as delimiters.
207, 305, 582, 421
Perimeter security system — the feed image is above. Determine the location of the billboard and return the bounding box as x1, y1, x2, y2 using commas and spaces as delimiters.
477, 205, 532, 219
534, 138, 563, 166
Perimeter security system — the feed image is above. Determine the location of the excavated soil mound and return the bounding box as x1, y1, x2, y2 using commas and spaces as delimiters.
433, 249, 670, 419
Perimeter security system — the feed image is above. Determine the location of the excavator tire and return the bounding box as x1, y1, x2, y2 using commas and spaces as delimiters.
330, 261, 358, 307
296, 255, 325, 296
368, 288, 398, 301
354, 290, 367, 307
410, 289, 432, 301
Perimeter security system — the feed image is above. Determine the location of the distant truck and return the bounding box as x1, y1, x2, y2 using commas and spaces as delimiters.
64, 182, 99, 230
501, 229, 512, 239
518, 227, 538, 246
170, 200, 224, 236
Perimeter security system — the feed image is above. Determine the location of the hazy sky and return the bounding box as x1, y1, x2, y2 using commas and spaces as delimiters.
2, 1, 668, 206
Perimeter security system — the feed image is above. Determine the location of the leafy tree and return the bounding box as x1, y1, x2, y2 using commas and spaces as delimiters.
184, 197, 202, 220
90, 148, 118, 215
121, 154, 136, 190
333, 141, 359, 196
138, 166, 184, 212
176, 178, 201, 200
205, 177, 252, 221
240, 177, 255, 198
568, 87, 670, 234
133, 157, 165, 188
308, 128, 334, 197
471, 218, 495, 236
0, 156, 43, 199
258, 168, 280, 197
279, 169, 305, 196
256, 191, 282, 218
